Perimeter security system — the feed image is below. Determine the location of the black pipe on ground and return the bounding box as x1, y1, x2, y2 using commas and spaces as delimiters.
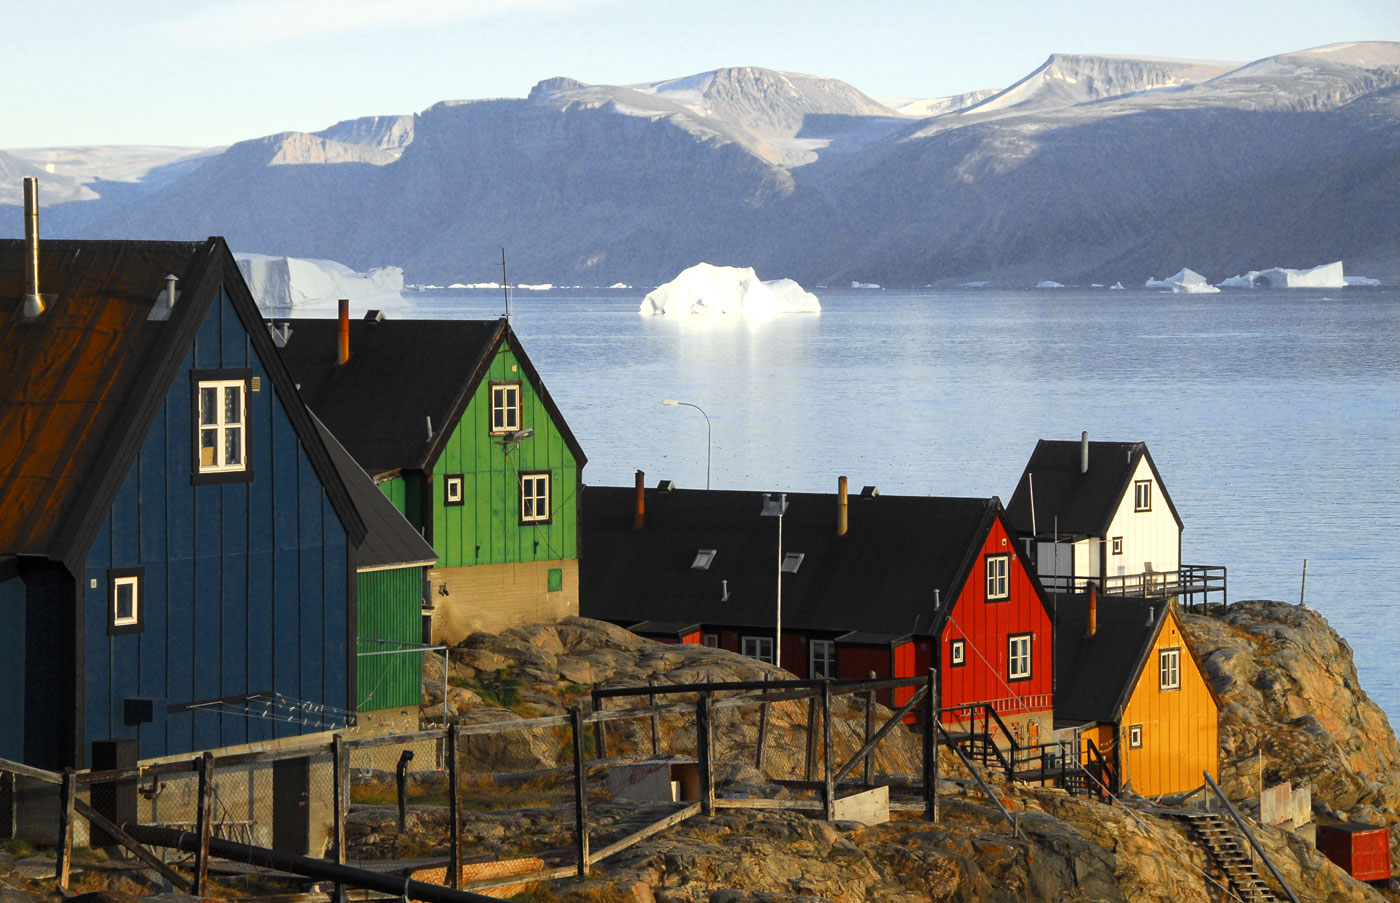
123, 823, 509, 903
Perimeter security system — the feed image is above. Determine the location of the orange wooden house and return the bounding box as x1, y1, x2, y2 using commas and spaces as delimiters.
1054, 587, 1220, 796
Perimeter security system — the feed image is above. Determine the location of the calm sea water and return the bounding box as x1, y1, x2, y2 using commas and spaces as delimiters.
395, 285, 1400, 720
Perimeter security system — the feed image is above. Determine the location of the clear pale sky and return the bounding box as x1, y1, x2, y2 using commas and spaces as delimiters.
7, 0, 1399, 148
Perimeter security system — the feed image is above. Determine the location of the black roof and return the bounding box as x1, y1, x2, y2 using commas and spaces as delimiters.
277, 315, 585, 477
581, 485, 1019, 638
1054, 592, 1167, 723
1004, 439, 1182, 538
0, 238, 363, 571
312, 415, 437, 572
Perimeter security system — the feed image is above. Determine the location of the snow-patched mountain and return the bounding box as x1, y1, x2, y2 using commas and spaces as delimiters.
891, 89, 1000, 118
11, 43, 1400, 286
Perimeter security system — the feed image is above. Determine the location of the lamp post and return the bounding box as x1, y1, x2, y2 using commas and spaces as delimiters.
661, 400, 711, 490
760, 493, 788, 669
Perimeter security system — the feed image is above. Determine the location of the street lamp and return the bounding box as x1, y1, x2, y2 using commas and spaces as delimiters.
760, 492, 788, 669
661, 399, 711, 490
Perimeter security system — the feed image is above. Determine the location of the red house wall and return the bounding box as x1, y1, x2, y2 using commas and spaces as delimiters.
939, 516, 1053, 721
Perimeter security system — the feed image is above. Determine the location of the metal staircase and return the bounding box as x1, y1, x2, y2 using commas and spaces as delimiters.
1178, 812, 1279, 902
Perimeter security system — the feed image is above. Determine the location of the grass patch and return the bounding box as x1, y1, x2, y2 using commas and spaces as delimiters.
2, 838, 34, 858
351, 778, 450, 807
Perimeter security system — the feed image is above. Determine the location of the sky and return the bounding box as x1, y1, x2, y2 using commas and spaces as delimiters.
6, 0, 1400, 148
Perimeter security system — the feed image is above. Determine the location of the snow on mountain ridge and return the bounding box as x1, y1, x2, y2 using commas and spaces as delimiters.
962, 53, 1237, 116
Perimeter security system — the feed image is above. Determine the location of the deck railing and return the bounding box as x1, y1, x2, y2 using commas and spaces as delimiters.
1037, 564, 1227, 613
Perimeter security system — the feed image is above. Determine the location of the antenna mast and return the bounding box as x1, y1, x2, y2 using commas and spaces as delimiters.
500, 247, 511, 320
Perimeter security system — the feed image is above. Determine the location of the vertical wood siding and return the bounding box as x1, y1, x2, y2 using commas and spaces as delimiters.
940, 517, 1054, 721
1105, 458, 1180, 580
357, 567, 424, 711
81, 286, 351, 764
1119, 609, 1218, 795
431, 345, 579, 569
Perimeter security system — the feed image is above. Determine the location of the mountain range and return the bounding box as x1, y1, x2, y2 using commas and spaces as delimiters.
5, 42, 1399, 287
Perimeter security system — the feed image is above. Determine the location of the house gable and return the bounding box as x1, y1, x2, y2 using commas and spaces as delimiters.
1103, 454, 1181, 581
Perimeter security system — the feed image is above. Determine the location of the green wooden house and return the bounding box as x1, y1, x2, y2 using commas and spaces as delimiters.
279, 311, 586, 643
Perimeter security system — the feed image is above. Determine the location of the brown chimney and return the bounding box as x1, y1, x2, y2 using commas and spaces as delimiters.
1086, 582, 1098, 638
837, 475, 848, 536
633, 469, 645, 530
22, 178, 43, 318
338, 298, 350, 365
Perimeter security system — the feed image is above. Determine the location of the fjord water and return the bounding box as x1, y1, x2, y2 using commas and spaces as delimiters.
404, 286, 1400, 720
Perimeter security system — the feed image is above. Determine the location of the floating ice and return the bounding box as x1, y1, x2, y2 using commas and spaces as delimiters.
516, 283, 554, 291
1218, 261, 1348, 288
609, 282, 632, 289
1036, 280, 1064, 288
851, 281, 882, 289
1110, 282, 1126, 290
640, 263, 821, 315
1145, 267, 1218, 292
963, 281, 991, 288
235, 253, 404, 313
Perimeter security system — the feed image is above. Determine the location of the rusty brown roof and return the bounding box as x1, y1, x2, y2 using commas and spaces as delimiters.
0, 238, 364, 567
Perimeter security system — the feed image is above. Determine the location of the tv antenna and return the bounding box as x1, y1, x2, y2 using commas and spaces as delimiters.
500, 247, 511, 320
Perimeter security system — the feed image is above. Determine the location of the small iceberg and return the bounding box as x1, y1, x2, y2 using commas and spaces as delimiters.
1219, 261, 1349, 288
1146, 268, 1218, 292
640, 263, 820, 315
1036, 280, 1064, 289
235, 253, 405, 314
609, 282, 632, 289
1110, 282, 1126, 290
851, 281, 882, 289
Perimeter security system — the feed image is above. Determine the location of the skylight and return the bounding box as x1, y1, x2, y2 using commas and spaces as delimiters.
692, 549, 717, 570
781, 552, 805, 573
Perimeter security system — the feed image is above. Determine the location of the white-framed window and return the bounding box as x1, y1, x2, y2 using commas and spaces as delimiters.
1111, 536, 1123, 555
1159, 647, 1181, 690
950, 638, 966, 667
741, 636, 774, 664
520, 472, 550, 523
809, 639, 836, 679
701, 633, 720, 648
444, 474, 465, 506
108, 568, 144, 635
1008, 633, 1032, 681
1134, 480, 1152, 512
491, 382, 521, 434
986, 554, 1010, 600
195, 375, 248, 476
1129, 724, 1143, 748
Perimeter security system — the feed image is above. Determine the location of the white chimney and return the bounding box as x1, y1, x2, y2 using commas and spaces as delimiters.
1080, 431, 1089, 474
22, 178, 44, 319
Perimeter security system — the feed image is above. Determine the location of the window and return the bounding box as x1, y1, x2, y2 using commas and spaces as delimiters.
810, 639, 836, 678
1008, 633, 1032, 681
1159, 647, 1181, 690
444, 474, 465, 506
547, 568, 563, 592
950, 639, 966, 667
192, 370, 252, 483
701, 633, 720, 648
986, 554, 1009, 600
1134, 480, 1152, 512
1111, 536, 1123, 555
692, 549, 717, 570
520, 472, 550, 523
781, 552, 805, 573
1129, 724, 1143, 748
741, 636, 774, 664
490, 382, 521, 434
108, 568, 145, 635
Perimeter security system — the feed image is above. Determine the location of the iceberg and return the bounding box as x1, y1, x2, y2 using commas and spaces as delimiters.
235, 253, 405, 314
609, 282, 632, 289
851, 281, 882, 289
640, 263, 820, 315
1036, 280, 1064, 288
1218, 261, 1348, 288
1110, 282, 1126, 290
1145, 268, 1217, 292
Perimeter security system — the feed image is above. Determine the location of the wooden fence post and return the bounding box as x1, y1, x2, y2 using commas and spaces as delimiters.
570, 706, 590, 877
194, 752, 214, 895
55, 768, 75, 889
924, 668, 939, 822
755, 680, 770, 772
331, 734, 346, 867
447, 727, 461, 888
697, 693, 714, 817
804, 696, 819, 782
821, 681, 834, 821
864, 671, 876, 788
591, 686, 608, 760
648, 677, 660, 757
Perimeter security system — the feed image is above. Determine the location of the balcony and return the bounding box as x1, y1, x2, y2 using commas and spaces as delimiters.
1037, 565, 1227, 613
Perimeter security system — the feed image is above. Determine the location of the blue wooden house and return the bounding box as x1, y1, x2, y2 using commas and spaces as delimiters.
0, 232, 366, 769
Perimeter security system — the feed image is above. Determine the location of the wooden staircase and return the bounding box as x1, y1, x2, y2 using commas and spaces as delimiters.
1178, 812, 1279, 902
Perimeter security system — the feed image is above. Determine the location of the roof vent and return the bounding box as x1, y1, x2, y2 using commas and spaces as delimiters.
656, 479, 675, 492
364, 309, 385, 322
150, 273, 180, 321
1146, 606, 1155, 626
21, 178, 46, 319
268, 321, 293, 347
860, 485, 879, 498
721, 579, 729, 601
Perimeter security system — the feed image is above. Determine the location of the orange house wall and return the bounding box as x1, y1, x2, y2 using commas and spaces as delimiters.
940, 517, 1054, 721
1119, 608, 1220, 796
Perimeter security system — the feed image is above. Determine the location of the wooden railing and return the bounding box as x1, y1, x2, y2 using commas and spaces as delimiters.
1037, 564, 1227, 613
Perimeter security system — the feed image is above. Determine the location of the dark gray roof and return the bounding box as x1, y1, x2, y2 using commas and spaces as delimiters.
581, 485, 1028, 638
1004, 439, 1182, 538
277, 315, 585, 476
1053, 592, 1165, 723
312, 415, 437, 572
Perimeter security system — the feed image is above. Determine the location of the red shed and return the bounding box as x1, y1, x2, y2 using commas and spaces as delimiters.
1317, 823, 1391, 882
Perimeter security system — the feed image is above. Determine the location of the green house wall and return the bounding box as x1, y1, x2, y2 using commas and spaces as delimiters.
357, 566, 424, 712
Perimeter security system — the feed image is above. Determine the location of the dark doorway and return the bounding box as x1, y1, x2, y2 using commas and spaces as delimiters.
272, 757, 310, 855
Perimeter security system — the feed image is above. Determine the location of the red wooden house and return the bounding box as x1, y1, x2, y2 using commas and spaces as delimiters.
581, 476, 1055, 745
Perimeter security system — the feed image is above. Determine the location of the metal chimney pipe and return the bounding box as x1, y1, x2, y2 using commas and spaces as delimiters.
337, 298, 350, 365
22, 178, 43, 318
164, 273, 179, 309
633, 469, 645, 530
837, 475, 848, 536
1086, 582, 1098, 638
1080, 430, 1089, 474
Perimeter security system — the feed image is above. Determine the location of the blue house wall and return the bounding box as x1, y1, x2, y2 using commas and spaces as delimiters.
79, 286, 351, 763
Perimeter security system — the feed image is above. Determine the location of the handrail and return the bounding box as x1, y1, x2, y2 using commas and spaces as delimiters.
936, 723, 1027, 843
1202, 771, 1300, 903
